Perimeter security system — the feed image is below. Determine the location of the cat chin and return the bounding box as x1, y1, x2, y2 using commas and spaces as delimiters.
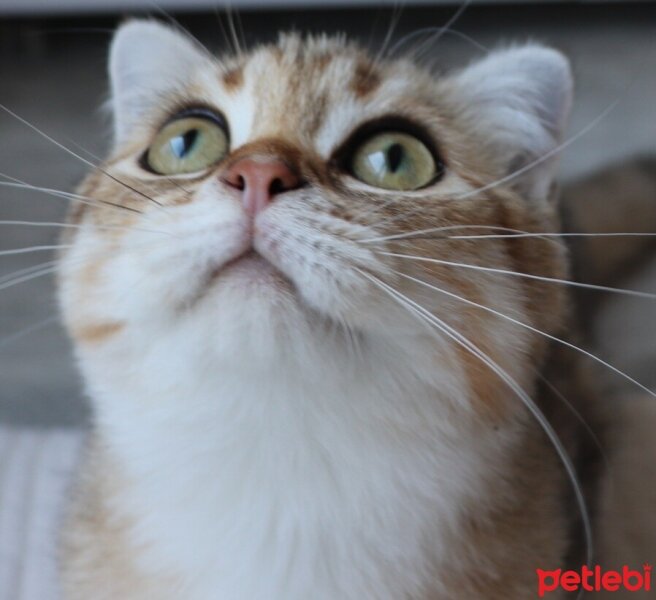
210, 249, 292, 292
194, 249, 373, 332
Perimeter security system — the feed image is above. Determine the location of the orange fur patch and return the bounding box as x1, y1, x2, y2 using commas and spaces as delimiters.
74, 322, 125, 344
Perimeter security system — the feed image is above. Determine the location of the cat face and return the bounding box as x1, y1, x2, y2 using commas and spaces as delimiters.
58, 22, 572, 398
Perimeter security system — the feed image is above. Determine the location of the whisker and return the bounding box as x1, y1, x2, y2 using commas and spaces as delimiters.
536, 372, 609, 467
361, 224, 536, 244
454, 95, 624, 202
371, 78, 634, 233
362, 225, 656, 245
0, 220, 86, 229
232, 3, 248, 53
0, 264, 59, 292
371, 2, 405, 69
0, 174, 143, 215
0, 244, 75, 258
0, 233, 177, 292
0, 219, 214, 293
214, 6, 238, 57
378, 251, 656, 300
0, 218, 176, 238
66, 136, 190, 196
146, 0, 215, 62
0, 172, 187, 237
358, 269, 593, 567
392, 268, 656, 398
225, 3, 244, 57
0, 103, 163, 208
403, 0, 474, 60
447, 232, 656, 240
387, 25, 489, 58
0, 315, 59, 351
0, 260, 58, 286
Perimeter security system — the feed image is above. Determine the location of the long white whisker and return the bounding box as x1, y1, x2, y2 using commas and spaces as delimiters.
0, 103, 163, 208
0, 229, 199, 293
371, 80, 632, 234
454, 96, 623, 202
66, 136, 189, 197
372, 2, 404, 68
228, 6, 244, 56
358, 269, 593, 566
0, 219, 177, 238
146, 0, 215, 62
0, 244, 75, 258
362, 224, 536, 244
0, 176, 143, 215
0, 220, 93, 229
362, 225, 656, 245
387, 25, 489, 58
0, 315, 59, 351
0, 264, 59, 292
448, 232, 656, 240
393, 268, 656, 398
535, 371, 609, 467
405, 0, 474, 60
379, 251, 656, 300
0, 260, 58, 286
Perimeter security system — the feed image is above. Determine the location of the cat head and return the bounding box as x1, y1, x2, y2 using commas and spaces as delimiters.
58, 20, 572, 395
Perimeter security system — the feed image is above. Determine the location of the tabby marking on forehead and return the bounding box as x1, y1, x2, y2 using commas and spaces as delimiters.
350, 61, 381, 98
222, 67, 244, 91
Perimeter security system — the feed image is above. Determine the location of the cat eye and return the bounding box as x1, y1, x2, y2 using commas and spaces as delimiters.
143, 111, 229, 175
349, 131, 439, 191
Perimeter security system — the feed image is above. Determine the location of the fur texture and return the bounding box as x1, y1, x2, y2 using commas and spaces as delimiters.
59, 21, 606, 599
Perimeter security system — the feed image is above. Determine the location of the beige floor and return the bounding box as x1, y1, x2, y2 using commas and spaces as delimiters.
0, 3, 654, 426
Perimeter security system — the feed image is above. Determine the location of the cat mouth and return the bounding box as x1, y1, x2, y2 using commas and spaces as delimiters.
207, 248, 293, 291
221, 248, 262, 271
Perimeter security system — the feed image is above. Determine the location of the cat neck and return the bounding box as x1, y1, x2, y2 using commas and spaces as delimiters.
80, 323, 558, 599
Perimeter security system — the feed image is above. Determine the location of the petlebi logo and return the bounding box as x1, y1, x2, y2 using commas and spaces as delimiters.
536, 564, 652, 597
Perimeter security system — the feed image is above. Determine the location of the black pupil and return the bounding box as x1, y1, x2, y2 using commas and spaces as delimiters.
170, 129, 199, 159
385, 143, 405, 173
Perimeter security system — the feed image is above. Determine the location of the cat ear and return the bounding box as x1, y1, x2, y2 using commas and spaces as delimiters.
445, 44, 573, 202
109, 20, 210, 145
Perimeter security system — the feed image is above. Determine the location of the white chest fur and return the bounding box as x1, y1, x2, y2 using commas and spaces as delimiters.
81, 321, 520, 600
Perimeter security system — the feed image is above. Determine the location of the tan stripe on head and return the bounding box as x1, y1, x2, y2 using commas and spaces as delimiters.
350, 61, 381, 98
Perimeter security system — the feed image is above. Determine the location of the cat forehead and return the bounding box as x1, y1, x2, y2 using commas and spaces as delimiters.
195, 34, 436, 154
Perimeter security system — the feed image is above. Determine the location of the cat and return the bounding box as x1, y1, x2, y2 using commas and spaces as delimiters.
56, 19, 652, 600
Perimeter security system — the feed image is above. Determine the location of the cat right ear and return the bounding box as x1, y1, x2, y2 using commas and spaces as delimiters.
441, 44, 573, 203
109, 20, 209, 146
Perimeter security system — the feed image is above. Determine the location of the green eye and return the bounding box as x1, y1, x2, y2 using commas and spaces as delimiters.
350, 131, 438, 190
145, 114, 229, 175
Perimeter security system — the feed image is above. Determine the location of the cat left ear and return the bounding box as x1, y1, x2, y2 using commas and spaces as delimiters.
443, 44, 573, 202
109, 20, 210, 146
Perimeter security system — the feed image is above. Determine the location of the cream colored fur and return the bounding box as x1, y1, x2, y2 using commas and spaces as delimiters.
57, 20, 652, 600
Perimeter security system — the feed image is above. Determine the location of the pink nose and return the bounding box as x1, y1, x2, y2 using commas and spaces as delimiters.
221, 158, 301, 216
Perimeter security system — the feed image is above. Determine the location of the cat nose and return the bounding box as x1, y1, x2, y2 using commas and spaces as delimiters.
221, 158, 301, 216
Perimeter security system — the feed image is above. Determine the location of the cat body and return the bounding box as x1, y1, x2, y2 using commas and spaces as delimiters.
59, 21, 601, 599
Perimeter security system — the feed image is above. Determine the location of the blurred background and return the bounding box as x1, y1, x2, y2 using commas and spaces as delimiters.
0, 0, 655, 429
